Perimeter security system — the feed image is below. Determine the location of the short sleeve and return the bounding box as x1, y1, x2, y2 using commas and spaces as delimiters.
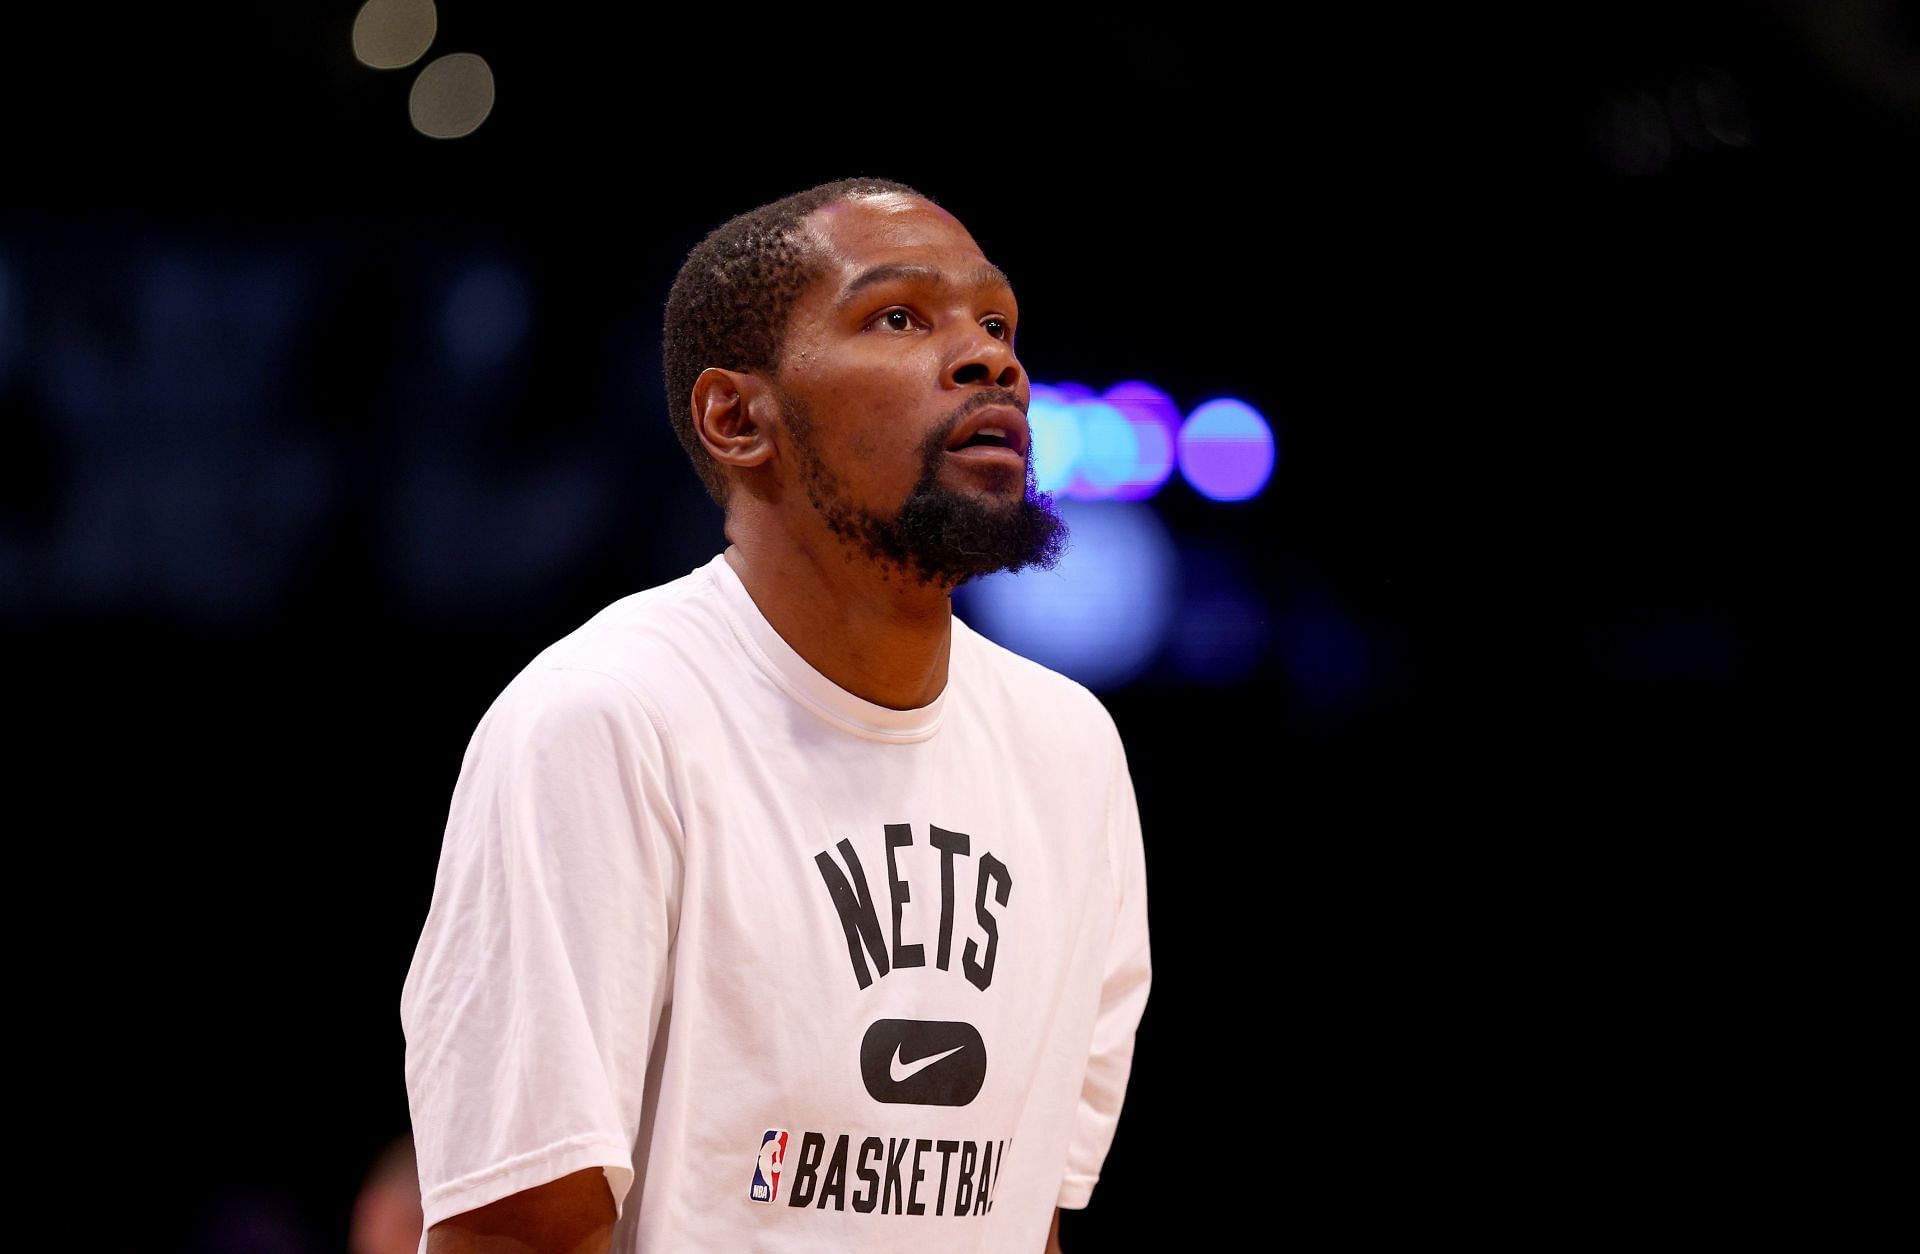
1056, 721, 1151, 1210
399, 663, 683, 1246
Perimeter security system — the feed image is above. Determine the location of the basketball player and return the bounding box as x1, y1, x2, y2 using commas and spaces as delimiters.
401, 177, 1152, 1253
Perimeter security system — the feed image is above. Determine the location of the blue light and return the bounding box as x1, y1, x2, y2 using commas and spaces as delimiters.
954, 501, 1179, 691
1178, 398, 1275, 501
1068, 400, 1140, 498
1026, 380, 1271, 504
1028, 385, 1082, 494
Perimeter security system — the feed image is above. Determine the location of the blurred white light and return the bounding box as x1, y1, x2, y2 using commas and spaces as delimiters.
955, 501, 1179, 691
410, 52, 494, 139
352, 0, 437, 70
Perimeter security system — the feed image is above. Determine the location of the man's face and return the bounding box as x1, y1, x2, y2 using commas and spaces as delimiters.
767, 193, 1065, 588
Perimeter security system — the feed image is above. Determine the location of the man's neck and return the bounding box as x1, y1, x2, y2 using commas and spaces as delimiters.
721, 530, 954, 713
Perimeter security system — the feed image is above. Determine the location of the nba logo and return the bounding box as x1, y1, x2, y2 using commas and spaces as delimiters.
749, 1129, 788, 1203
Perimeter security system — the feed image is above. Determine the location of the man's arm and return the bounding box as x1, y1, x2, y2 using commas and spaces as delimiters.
403, 666, 681, 1245
1056, 718, 1151, 1211
1046, 1205, 1064, 1253
425, 1168, 616, 1254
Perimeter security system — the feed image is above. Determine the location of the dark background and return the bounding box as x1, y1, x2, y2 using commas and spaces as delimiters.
4, 2, 1908, 1248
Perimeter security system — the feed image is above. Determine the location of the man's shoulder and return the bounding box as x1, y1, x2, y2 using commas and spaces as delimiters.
498, 557, 737, 720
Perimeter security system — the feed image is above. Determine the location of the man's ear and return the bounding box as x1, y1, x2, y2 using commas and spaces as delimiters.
691, 367, 778, 473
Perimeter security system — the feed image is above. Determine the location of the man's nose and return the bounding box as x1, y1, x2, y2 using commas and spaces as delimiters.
945, 328, 1023, 392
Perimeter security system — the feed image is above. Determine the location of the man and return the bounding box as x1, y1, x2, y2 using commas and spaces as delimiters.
400, 177, 1151, 1253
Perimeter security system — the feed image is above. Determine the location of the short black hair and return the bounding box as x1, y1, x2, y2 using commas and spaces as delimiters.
662, 176, 932, 507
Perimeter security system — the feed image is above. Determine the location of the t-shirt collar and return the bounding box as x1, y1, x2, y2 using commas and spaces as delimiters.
704, 553, 951, 742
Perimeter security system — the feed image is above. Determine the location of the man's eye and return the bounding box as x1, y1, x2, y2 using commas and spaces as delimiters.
877, 309, 914, 332
983, 317, 1010, 340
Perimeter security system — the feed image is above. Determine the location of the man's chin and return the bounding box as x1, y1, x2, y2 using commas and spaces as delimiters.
884, 486, 1068, 588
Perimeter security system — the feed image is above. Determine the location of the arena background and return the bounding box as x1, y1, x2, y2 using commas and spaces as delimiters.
3, 3, 1904, 1248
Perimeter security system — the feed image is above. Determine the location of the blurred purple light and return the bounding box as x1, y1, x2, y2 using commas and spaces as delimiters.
1178, 399, 1275, 501
1100, 380, 1179, 501
1027, 380, 1272, 503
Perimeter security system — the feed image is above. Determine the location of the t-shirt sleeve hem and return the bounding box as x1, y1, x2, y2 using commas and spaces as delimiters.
418, 1133, 636, 1238
1056, 1174, 1098, 1210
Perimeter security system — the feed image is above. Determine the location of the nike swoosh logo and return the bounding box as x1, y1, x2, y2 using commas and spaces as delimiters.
890, 1042, 966, 1083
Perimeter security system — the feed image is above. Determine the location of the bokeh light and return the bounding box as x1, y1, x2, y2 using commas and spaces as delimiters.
1100, 381, 1180, 501
409, 52, 494, 139
1068, 399, 1140, 498
1027, 385, 1083, 494
1178, 398, 1275, 501
1029, 380, 1269, 502
955, 501, 1179, 691
352, 0, 437, 70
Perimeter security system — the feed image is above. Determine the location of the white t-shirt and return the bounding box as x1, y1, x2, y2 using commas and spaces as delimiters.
400, 552, 1151, 1253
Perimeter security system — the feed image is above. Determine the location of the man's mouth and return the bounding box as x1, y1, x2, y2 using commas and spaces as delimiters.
943, 404, 1030, 466
954, 427, 1015, 450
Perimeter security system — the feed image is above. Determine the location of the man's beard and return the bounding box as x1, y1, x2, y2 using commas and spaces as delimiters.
778, 387, 1068, 590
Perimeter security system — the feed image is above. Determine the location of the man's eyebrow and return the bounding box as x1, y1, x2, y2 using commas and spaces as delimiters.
833, 262, 1015, 312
